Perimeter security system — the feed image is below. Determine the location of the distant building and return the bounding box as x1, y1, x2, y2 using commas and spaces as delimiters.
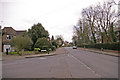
64, 41, 69, 46
2, 27, 26, 52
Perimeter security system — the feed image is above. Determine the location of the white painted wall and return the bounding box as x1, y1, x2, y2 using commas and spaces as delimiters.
3, 45, 11, 52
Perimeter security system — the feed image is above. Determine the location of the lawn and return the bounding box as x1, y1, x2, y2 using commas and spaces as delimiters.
8, 51, 34, 55
8, 51, 52, 55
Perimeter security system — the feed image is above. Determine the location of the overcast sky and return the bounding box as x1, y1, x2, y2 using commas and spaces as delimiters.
0, 0, 119, 42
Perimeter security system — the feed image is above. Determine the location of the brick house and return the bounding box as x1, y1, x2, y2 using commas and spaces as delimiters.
114, 27, 120, 42
2, 27, 26, 52
96, 27, 120, 44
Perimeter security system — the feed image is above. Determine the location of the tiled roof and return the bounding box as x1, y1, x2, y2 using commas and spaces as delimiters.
2, 27, 26, 36
16, 30, 26, 35
2, 27, 16, 35
114, 27, 120, 32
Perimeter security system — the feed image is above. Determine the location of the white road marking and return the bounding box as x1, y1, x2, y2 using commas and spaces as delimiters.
68, 54, 102, 78
39, 57, 46, 59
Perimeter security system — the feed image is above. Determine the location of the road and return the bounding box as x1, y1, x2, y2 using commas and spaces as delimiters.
2, 47, 118, 78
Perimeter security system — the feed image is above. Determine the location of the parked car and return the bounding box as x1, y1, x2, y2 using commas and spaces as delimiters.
73, 46, 77, 49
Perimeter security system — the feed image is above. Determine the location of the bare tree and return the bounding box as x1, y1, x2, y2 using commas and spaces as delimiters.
95, 1, 117, 43
73, 18, 91, 45
73, 0, 118, 45
82, 6, 97, 43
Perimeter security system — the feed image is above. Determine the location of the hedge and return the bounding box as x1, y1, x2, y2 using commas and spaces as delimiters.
77, 42, 120, 51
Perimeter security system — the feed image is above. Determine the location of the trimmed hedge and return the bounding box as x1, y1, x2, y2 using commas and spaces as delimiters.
77, 42, 120, 51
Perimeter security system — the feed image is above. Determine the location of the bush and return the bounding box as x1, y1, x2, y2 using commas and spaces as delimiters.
34, 37, 52, 51
8, 51, 22, 55
78, 42, 120, 51
10, 36, 33, 52
34, 48, 40, 51
51, 46, 56, 51
8, 52, 19, 55
51, 41, 58, 48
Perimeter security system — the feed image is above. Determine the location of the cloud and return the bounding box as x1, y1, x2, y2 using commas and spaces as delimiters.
1, 0, 119, 42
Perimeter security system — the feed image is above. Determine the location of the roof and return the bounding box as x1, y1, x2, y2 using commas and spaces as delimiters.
16, 30, 26, 35
2, 27, 26, 36
114, 27, 120, 32
2, 27, 16, 35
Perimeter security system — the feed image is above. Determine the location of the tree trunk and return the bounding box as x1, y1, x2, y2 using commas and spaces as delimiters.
21, 49, 24, 56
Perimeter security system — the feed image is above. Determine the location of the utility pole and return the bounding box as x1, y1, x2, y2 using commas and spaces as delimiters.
0, 25, 2, 80
0, 26, 1, 52
0, 25, 2, 55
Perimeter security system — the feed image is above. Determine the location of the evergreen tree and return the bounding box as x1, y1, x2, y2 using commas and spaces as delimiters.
28, 23, 49, 49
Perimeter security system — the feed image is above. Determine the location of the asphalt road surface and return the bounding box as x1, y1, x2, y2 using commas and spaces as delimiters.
2, 47, 118, 78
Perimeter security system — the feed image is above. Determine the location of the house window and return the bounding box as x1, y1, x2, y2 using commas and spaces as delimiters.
6, 35, 12, 40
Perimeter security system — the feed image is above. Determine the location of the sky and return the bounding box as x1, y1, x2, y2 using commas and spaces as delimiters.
0, 0, 119, 42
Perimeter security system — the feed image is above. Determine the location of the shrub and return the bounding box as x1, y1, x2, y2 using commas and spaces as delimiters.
10, 36, 33, 55
78, 42, 120, 51
51, 41, 58, 48
34, 48, 40, 51
51, 46, 56, 51
34, 37, 52, 51
8, 51, 22, 55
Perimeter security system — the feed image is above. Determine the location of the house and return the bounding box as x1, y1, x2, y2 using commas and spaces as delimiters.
96, 26, 120, 44
64, 41, 69, 46
2, 27, 26, 52
114, 27, 120, 42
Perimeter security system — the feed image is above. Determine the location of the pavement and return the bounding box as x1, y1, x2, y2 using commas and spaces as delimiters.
78, 48, 119, 57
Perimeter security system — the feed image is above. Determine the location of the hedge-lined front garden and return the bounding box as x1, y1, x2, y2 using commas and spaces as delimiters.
77, 42, 120, 51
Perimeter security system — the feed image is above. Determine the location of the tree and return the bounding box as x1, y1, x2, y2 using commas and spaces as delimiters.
10, 36, 33, 55
28, 23, 49, 48
73, 0, 118, 45
51, 40, 58, 48
72, 35, 78, 46
74, 19, 91, 45
50, 35, 58, 48
34, 37, 52, 50
82, 6, 97, 44
56, 35, 64, 47
51, 35, 54, 41
109, 22, 117, 42
95, 1, 117, 43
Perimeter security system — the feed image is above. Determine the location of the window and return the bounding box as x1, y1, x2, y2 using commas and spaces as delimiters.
6, 35, 12, 40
